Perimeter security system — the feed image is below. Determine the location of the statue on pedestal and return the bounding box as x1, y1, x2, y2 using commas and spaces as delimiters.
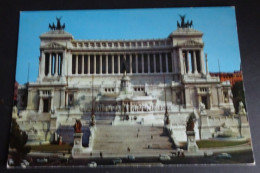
186, 114, 198, 152
74, 119, 82, 133
199, 102, 206, 114
12, 105, 18, 119
238, 101, 246, 115
186, 115, 195, 132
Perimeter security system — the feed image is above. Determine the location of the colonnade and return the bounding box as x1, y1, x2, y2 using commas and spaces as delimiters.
38, 49, 206, 79
41, 52, 64, 77
182, 50, 204, 74
71, 52, 176, 75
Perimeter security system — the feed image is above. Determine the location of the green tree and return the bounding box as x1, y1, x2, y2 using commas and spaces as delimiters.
9, 119, 31, 165
232, 81, 246, 114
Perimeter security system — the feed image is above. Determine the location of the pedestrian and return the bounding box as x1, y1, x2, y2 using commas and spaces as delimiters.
137, 133, 138, 138
100, 152, 103, 158
151, 135, 153, 139
181, 149, 185, 157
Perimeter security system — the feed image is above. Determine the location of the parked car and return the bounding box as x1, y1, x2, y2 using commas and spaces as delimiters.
20, 162, 27, 168
217, 153, 232, 159
36, 158, 48, 163
7, 159, 14, 166
159, 155, 171, 161
22, 160, 30, 166
127, 155, 135, 160
88, 161, 97, 168
112, 158, 122, 165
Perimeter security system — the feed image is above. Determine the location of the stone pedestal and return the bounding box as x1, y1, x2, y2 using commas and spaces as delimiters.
199, 113, 212, 139
50, 115, 57, 132
72, 133, 83, 157
239, 114, 251, 138
186, 131, 198, 152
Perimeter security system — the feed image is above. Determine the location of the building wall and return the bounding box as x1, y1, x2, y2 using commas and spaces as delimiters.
210, 71, 243, 86
15, 26, 249, 145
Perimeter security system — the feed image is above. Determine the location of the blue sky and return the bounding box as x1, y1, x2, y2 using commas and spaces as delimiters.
16, 7, 240, 84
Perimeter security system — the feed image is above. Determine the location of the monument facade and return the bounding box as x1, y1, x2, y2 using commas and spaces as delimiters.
16, 17, 250, 145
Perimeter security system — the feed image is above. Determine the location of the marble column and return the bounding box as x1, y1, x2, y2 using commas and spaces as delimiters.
94, 54, 96, 74
82, 55, 84, 74
55, 53, 58, 76
75, 55, 78, 75
118, 55, 120, 74
88, 54, 90, 74
184, 86, 191, 108
200, 49, 206, 75
61, 52, 65, 76
67, 51, 72, 76
100, 55, 102, 74
41, 51, 45, 76
148, 54, 150, 73
50, 94, 54, 112
153, 53, 156, 73
60, 88, 66, 109
174, 50, 178, 74
38, 93, 43, 113
130, 54, 132, 74
217, 85, 222, 107
187, 51, 191, 74
106, 55, 108, 74
172, 51, 176, 73
178, 49, 184, 74
112, 55, 114, 74
159, 53, 162, 73
142, 54, 144, 73
166, 53, 169, 73
48, 54, 52, 76
135, 54, 138, 73
193, 51, 198, 74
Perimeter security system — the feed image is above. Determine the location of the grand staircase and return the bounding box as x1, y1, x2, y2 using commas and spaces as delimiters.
92, 125, 174, 156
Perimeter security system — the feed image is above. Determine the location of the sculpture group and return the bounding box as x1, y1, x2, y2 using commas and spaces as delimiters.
49, 17, 65, 30
177, 15, 193, 28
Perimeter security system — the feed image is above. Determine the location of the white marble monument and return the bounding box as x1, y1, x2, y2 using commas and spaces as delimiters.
16, 16, 251, 146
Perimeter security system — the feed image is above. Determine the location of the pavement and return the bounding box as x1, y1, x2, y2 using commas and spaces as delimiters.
28, 143, 252, 159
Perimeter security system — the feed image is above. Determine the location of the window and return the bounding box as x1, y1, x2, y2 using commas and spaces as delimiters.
223, 90, 229, 103
68, 94, 74, 106
43, 99, 50, 112
104, 88, 115, 93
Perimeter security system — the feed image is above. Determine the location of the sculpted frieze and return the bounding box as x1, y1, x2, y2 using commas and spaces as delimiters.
180, 40, 204, 48
41, 42, 65, 50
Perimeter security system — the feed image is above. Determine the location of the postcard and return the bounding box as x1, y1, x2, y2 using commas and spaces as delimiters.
8, 7, 254, 168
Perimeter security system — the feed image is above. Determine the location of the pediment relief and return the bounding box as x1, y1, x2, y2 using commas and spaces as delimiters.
179, 40, 204, 47
41, 42, 65, 49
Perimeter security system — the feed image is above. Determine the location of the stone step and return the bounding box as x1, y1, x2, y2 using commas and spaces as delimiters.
92, 125, 173, 153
